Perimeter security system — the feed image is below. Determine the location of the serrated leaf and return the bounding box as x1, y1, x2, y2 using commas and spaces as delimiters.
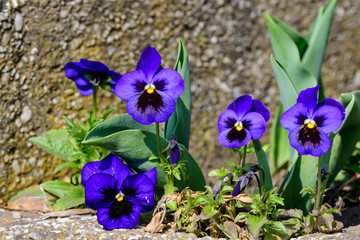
208, 168, 229, 178
29, 129, 79, 161
52, 185, 85, 211
165, 39, 192, 149
264, 221, 290, 240
40, 180, 78, 198
54, 161, 81, 174
246, 215, 268, 239
201, 205, 217, 219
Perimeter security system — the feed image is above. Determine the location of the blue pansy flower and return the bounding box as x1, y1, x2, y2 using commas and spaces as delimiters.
114, 47, 184, 125
232, 171, 255, 197
217, 95, 270, 148
169, 135, 180, 166
81, 154, 156, 230
65, 59, 122, 96
280, 85, 345, 157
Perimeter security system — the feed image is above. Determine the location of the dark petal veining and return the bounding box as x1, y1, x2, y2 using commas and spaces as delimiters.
136, 90, 164, 112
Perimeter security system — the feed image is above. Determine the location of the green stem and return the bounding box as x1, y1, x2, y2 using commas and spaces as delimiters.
156, 123, 171, 186
315, 156, 322, 211
242, 144, 247, 168
254, 173, 262, 198
92, 85, 98, 120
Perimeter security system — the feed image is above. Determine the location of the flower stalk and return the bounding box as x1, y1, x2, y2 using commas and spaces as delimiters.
315, 156, 322, 211
156, 123, 174, 193
92, 85, 98, 120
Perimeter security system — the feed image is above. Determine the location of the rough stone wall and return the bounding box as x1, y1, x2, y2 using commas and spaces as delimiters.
0, 0, 359, 201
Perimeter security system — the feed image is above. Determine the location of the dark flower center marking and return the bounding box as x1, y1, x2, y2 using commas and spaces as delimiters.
298, 119, 321, 146
108, 198, 134, 219
136, 86, 164, 113
101, 186, 118, 202
226, 120, 252, 143
90, 72, 109, 86
122, 187, 138, 198
134, 80, 147, 92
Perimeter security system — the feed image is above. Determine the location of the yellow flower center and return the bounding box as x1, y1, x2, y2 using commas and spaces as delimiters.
304, 119, 316, 129
234, 122, 243, 131
115, 192, 124, 202
145, 84, 155, 94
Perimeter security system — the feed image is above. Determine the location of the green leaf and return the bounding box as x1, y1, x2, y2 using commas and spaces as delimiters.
53, 161, 81, 174
83, 127, 205, 192
99, 107, 116, 121
265, 13, 317, 95
52, 185, 85, 211
266, 15, 308, 57
246, 215, 268, 239
253, 139, 273, 191
270, 105, 291, 172
302, 0, 337, 82
29, 129, 78, 161
234, 212, 249, 223
264, 221, 290, 240
8, 187, 51, 202
208, 168, 229, 178
40, 180, 78, 198
202, 205, 218, 219
84, 114, 157, 142
269, 56, 298, 110
165, 39, 192, 149
326, 92, 360, 185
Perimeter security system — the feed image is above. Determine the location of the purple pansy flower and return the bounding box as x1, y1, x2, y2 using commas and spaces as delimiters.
280, 85, 345, 157
217, 95, 270, 148
232, 171, 255, 197
115, 47, 184, 125
81, 154, 156, 230
65, 59, 122, 96
169, 135, 180, 166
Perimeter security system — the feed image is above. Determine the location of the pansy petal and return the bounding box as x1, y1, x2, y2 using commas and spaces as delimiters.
297, 85, 320, 112
227, 95, 253, 120
126, 91, 175, 125
218, 109, 239, 132
115, 70, 147, 101
97, 197, 142, 230
318, 98, 345, 114
217, 128, 251, 148
80, 59, 110, 72
242, 112, 266, 140
64, 62, 91, 79
151, 68, 184, 99
143, 167, 157, 185
121, 174, 155, 212
76, 84, 93, 96
82, 154, 131, 186
136, 47, 162, 80
250, 99, 270, 122
108, 70, 122, 92
312, 104, 345, 134
280, 103, 309, 131
84, 173, 119, 210
289, 126, 331, 156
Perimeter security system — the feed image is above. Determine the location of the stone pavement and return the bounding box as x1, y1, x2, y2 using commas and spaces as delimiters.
1, 208, 360, 240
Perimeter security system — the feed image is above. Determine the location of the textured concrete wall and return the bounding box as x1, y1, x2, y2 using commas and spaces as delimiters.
0, 0, 359, 201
